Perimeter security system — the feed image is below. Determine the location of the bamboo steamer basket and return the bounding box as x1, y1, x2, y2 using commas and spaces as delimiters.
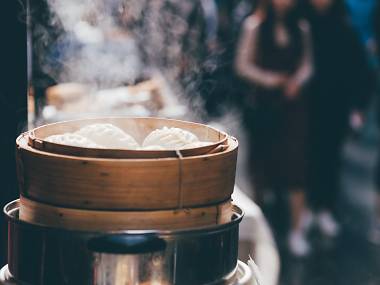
16, 119, 238, 211
19, 196, 233, 231
27, 117, 229, 158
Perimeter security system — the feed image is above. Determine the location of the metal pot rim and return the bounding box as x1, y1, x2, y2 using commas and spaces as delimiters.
4, 199, 244, 236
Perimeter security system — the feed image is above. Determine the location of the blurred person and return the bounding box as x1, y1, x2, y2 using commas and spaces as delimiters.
235, 0, 313, 257
303, 0, 374, 238
346, 0, 379, 74
369, 0, 380, 244
233, 0, 257, 27
374, 0, 380, 56
200, 0, 266, 119
346, 0, 378, 46
201, 0, 245, 118
200, 0, 219, 49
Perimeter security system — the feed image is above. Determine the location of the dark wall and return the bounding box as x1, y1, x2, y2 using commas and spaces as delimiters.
0, 0, 28, 264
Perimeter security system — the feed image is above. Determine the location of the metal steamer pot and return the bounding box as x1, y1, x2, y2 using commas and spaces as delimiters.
0, 262, 253, 285
5, 200, 247, 285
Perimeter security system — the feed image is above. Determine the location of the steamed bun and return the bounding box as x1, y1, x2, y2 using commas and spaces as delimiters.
76, 123, 139, 149
142, 127, 199, 149
45, 133, 100, 148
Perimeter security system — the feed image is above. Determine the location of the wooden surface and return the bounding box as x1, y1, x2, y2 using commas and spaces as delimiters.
28, 117, 228, 158
17, 134, 238, 210
19, 196, 233, 231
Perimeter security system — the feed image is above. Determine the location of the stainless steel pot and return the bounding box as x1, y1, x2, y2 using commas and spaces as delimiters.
88, 234, 168, 284
5, 200, 244, 285
0, 263, 254, 285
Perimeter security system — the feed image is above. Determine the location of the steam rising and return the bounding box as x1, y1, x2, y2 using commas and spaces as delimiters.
33, 0, 207, 98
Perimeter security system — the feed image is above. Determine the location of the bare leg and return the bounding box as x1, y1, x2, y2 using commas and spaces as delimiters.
289, 189, 306, 231
288, 189, 311, 257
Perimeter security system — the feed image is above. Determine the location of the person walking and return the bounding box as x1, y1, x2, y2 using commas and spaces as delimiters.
303, 0, 374, 238
235, 0, 313, 257
369, 0, 380, 244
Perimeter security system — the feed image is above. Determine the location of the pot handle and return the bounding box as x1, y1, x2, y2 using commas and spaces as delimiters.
87, 234, 166, 255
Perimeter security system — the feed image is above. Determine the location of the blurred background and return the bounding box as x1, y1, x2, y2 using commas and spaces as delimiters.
1, 0, 380, 284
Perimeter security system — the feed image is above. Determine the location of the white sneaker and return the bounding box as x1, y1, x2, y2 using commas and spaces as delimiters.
316, 211, 340, 238
288, 230, 311, 257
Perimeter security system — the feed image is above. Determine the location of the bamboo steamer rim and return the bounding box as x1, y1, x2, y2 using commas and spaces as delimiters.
19, 195, 235, 231
18, 132, 238, 162
27, 117, 229, 159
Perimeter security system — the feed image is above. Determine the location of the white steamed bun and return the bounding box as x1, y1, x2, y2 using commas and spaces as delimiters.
75, 123, 139, 149
142, 127, 199, 149
45, 133, 100, 148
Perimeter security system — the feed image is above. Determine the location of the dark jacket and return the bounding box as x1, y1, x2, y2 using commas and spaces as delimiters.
375, 1, 380, 57
308, 15, 374, 115
375, 0, 380, 126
